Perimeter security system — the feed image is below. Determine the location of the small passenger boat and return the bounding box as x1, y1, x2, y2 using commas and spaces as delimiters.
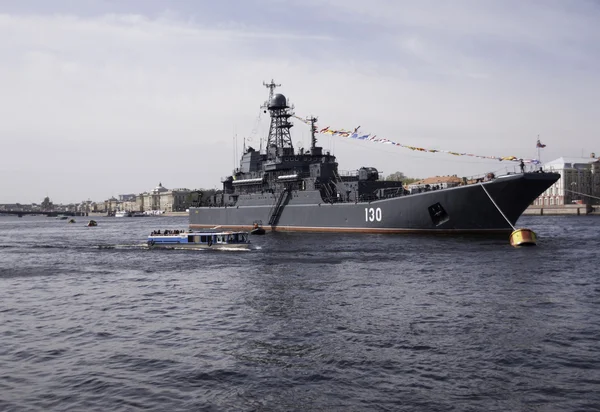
87, 220, 98, 227
250, 221, 266, 235
147, 229, 250, 250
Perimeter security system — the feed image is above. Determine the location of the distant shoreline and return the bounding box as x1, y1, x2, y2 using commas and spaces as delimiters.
88, 212, 188, 218
524, 205, 599, 216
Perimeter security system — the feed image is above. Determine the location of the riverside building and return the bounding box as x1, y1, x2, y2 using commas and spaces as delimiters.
534, 155, 600, 206
137, 183, 192, 212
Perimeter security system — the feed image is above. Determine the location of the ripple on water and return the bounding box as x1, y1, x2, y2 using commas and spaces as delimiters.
0, 215, 599, 411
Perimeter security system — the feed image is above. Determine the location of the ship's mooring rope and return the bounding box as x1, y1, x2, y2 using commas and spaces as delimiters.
479, 183, 516, 231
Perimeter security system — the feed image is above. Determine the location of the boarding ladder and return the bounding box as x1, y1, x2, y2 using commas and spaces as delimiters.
268, 188, 291, 226
332, 169, 349, 202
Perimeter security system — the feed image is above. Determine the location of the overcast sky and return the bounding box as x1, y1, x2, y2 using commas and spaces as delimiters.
1, 0, 599, 204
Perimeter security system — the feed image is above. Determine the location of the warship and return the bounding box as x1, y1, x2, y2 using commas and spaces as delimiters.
189, 81, 559, 234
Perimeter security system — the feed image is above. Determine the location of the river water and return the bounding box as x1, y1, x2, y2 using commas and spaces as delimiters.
1, 215, 599, 411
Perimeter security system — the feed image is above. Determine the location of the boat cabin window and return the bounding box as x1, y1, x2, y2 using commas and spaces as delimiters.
200, 235, 208, 243
188, 235, 195, 242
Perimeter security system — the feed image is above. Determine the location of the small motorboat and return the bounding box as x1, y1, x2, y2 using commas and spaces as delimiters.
68, 218, 76, 224
250, 221, 266, 235
87, 220, 98, 227
147, 229, 250, 250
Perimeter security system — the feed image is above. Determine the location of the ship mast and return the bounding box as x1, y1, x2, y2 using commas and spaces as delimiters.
263, 80, 294, 158
261, 79, 281, 110
259, 80, 282, 154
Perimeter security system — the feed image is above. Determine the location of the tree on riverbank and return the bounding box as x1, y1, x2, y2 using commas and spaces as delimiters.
385, 171, 420, 185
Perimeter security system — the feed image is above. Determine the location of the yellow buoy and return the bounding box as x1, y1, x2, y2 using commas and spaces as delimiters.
479, 183, 540, 247
509, 228, 537, 247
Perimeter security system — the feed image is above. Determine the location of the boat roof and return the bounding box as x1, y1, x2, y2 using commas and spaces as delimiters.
150, 230, 247, 235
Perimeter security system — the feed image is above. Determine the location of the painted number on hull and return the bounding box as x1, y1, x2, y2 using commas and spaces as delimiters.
365, 207, 382, 222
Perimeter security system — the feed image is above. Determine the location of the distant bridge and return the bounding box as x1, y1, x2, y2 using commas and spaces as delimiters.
0, 211, 88, 217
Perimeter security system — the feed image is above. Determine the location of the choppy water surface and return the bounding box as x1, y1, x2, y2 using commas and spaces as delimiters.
1, 215, 599, 411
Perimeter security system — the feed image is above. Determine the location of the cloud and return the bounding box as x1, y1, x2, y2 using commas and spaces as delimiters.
0, 2, 598, 203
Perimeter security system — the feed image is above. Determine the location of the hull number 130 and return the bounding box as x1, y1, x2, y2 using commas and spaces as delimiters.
365, 207, 382, 222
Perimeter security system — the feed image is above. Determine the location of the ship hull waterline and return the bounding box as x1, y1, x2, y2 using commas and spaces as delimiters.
189, 173, 559, 234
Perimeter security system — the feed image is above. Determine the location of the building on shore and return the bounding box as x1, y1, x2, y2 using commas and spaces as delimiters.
535, 155, 600, 206
103, 197, 120, 213
97, 183, 193, 214
119, 194, 136, 202
138, 183, 192, 212
406, 175, 463, 194
73, 200, 94, 215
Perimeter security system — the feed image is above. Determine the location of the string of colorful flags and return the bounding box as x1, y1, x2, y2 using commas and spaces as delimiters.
292, 116, 542, 164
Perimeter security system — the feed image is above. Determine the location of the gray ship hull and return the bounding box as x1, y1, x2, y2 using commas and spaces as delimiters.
189, 172, 559, 234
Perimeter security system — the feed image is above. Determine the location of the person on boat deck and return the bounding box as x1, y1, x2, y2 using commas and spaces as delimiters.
520, 159, 525, 173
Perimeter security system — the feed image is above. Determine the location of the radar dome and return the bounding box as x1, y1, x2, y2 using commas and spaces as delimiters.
268, 93, 287, 109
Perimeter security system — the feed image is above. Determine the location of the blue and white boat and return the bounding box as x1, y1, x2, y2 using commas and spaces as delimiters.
147, 229, 250, 250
